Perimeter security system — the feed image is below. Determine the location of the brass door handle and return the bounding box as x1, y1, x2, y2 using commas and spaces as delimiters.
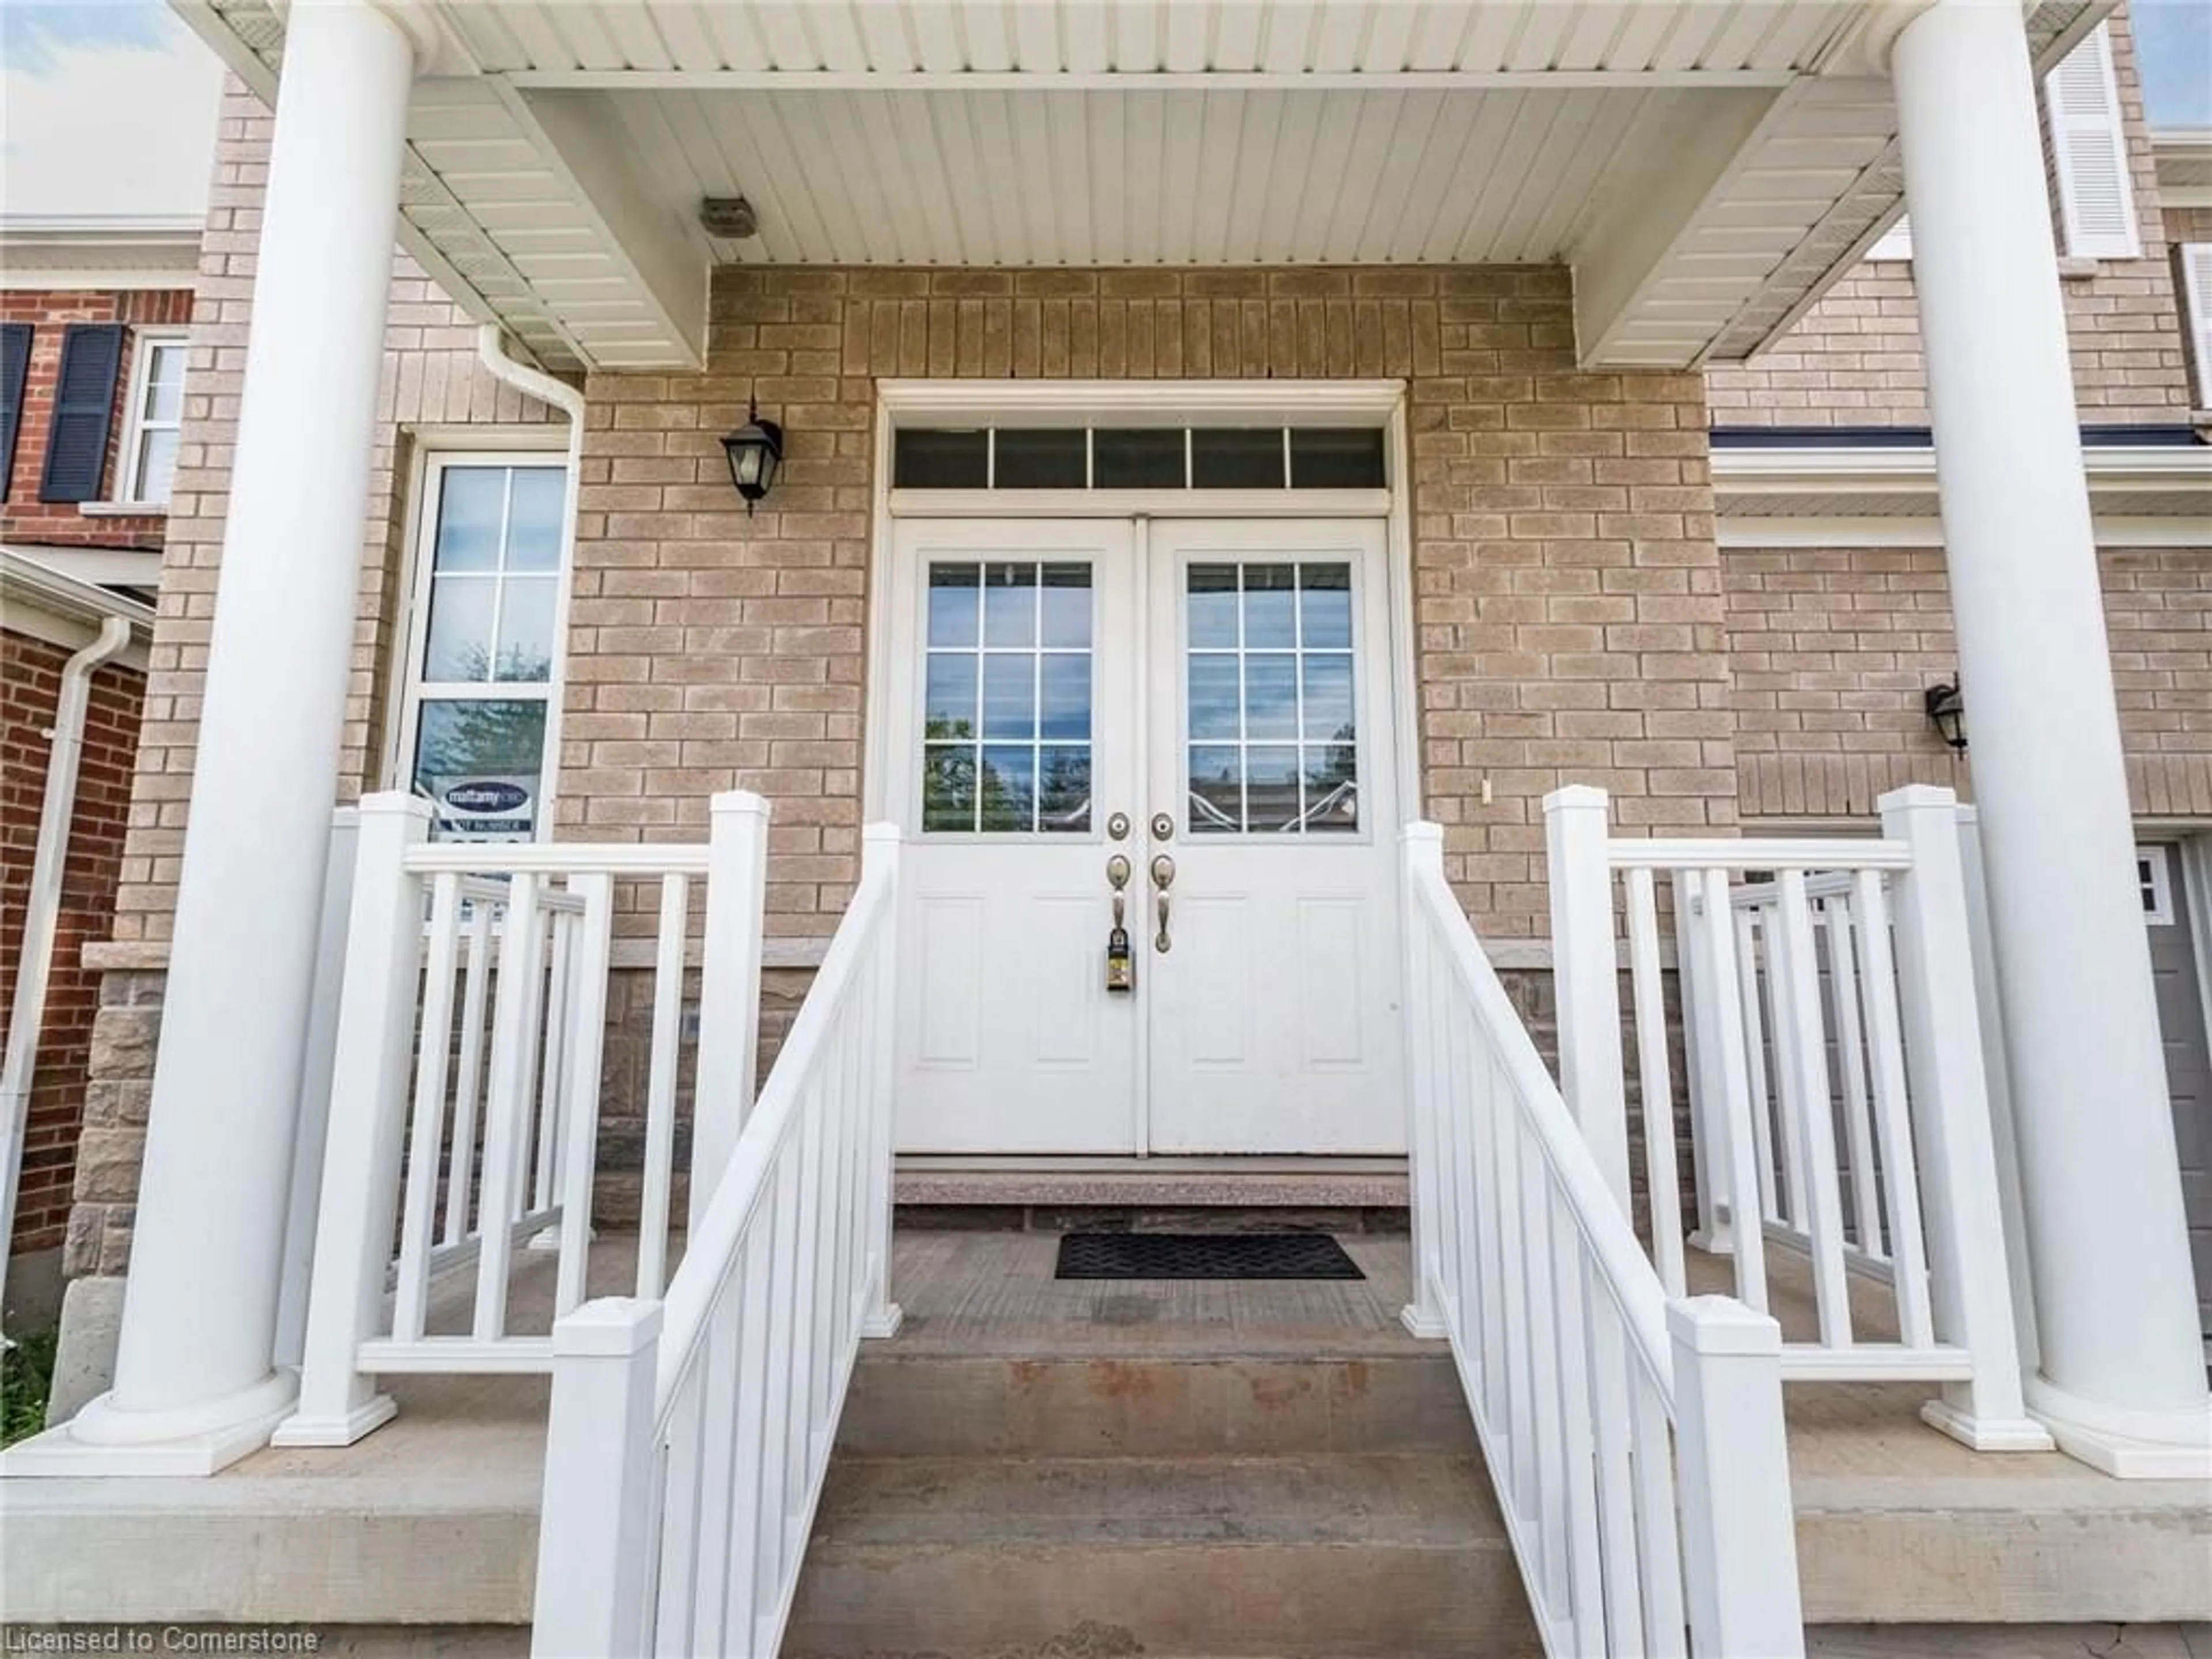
1156, 890, 1172, 954
1150, 855, 1175, 890
1150, 857, 1175, 951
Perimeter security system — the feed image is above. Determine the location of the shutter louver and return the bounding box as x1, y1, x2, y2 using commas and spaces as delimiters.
2183, 244, 2212, 410
0, 324, 29, 504
2046, 24, 2141, 261
39, 323, 126, 503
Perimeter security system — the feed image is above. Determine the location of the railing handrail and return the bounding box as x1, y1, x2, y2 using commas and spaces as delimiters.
404, 842, 716, 877
654, 851, 896, 1419
1407, 856, 1675, 1391
1608, 836, 1912, 872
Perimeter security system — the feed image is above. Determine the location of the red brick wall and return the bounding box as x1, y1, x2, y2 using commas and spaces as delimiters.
1, 631, 146, 1254
1, 288, 195, 551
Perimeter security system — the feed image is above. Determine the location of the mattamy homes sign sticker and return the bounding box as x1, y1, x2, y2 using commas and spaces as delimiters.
429, 774, 537, 842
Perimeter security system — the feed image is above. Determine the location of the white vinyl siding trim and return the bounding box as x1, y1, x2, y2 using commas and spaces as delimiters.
1866, 216, 1912, 262
2183, 243, 2212, 409
2046, 23, 2141, 261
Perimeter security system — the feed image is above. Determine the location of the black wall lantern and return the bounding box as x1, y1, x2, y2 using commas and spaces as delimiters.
1924, 679, 1968, 751
721, 398, 784, 513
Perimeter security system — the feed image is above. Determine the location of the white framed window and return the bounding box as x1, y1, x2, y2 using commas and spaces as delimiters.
394, 451, 572, 843
118, 331, 187, 505
2182, 243, 2212, 411
2140, 845, 2176, 927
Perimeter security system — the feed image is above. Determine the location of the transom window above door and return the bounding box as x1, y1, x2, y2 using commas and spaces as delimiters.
895, 426, 1385, 492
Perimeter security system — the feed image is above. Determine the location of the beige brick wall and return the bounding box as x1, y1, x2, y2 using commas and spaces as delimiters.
108, 79, 563, 946
1724, 543, 2212, 820
559, 264, 1732, 946
1709, 6, 2194, 429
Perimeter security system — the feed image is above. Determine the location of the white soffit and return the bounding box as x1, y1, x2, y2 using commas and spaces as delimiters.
181, 0, 2116, 376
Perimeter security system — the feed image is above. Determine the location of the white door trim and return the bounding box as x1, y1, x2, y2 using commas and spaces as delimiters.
863, 379, 1419, 827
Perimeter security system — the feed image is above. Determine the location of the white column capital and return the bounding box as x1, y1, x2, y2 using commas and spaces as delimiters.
1819, 0, 2038, 77
274, 0, 442, 66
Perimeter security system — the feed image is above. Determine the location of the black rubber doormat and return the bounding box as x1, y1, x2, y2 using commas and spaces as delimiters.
1055, 1232, 1364, 1281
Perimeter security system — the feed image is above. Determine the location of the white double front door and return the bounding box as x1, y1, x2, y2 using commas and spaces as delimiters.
885, 517, 1404, 1155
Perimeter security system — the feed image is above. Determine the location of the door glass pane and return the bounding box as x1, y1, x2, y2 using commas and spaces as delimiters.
1184, 560, 1358, 835
927, 565, 982, 647
979, 745, 1037, 831
921, 560, 1092, 835
983, 564, 1038, 646
1241, 566, 1297, 648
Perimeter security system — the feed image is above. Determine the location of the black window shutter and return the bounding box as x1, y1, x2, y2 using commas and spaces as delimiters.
0, 324, 30, 504
39, 323, 126, 503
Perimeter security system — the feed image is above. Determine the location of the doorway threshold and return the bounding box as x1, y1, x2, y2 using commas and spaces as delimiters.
894, 1156, 1407, 1211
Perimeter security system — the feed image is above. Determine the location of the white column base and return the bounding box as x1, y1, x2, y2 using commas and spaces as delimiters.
1400, 1304, 1449, 1340
1916, 1397, 2056, 1454
861, 1304, 905, 1340
269, 1393, 398, 1448
2027, 1377, 2212, 1479
0, 1372, 297, 1478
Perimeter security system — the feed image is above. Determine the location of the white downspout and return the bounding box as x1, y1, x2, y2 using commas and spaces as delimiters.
1, 614, 136, 1336
475, 323, 584, 816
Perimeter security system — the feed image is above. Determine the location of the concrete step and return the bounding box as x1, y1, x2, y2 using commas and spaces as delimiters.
838, 1350, 1473, 1459
783, 1452, 1535, 1659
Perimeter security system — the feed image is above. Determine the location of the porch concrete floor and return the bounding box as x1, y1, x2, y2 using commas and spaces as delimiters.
2, 1231, 2207, 1631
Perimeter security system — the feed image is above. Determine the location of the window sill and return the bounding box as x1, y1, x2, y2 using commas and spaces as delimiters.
2056, 258, 2102, 281
77, 501, 169, 518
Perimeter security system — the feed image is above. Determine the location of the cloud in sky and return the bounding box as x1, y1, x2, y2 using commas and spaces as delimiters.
1, 1, 224, 221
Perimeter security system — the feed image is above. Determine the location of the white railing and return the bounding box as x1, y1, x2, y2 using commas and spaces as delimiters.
274, 790, 770, 1448
1402, 824, 1804, 1659
531, 825, 903, 1659
1546, 783, 2052, 1452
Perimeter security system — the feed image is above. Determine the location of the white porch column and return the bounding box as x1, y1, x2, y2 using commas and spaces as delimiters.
48, 1, 422, 1474
1891, 1, 2212, 1476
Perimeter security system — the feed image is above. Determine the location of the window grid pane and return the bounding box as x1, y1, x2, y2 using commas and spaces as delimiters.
922, 561, 1093, 835
893, 427, 1384, 491
1186, 561, 1358, 835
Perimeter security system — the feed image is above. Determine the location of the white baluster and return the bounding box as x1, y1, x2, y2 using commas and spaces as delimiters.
1821, 894, 1885, 1257
1851, 871, 1936, 1351
861, 824, 905, 1338
1624, 868, 1685, 1296
445, 899, 494, 1247
1774, 870, 1853, 1350
1673, 867, 1731, 1255
1700, 872, 1770, 1315
554, 874, 613, 1316
637, 873, 687, 1300
475, 872, 546, 1342
393, 870, 464, 1342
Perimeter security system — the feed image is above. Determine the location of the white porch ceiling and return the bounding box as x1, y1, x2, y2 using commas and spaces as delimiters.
179, 0, 2115, 376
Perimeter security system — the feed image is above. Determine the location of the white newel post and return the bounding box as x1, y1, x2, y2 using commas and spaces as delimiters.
1876, 787, 2047, 1450
1669, 1297, 1805, 1659
1399, 824, 1448, 1338
276, 805, 362, 1371
533, 1298, 662, 1659
1891, 1, 2212, 1476
1543, 787, 1633, 1215
16, 0, 425, 1475
861, 824, 904, 1338
689, 790, 771, 1233
274, 794, 430, 1446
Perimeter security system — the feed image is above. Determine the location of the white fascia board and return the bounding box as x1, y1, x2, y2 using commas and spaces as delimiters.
1714, 444, 2212, 495
0, 548, 157, 662
1716, 514, 2211, 550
